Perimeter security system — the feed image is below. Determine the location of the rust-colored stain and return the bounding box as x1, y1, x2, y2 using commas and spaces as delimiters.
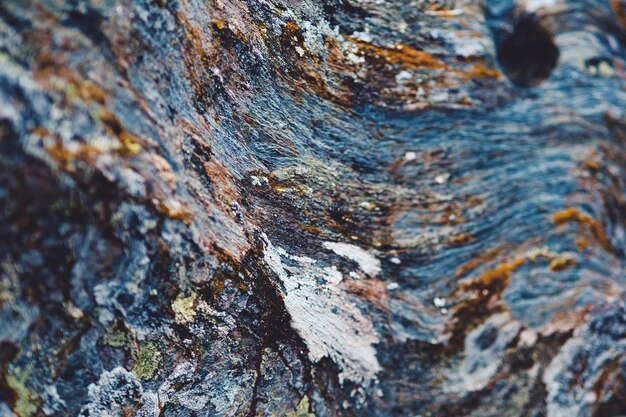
612, 0, 626, 28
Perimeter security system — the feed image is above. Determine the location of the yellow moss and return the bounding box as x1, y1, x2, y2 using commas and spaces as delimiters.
7, 364, 37, 417
172, 292, 197, 323
287, 396, 316, 417
132, 341, 162, 380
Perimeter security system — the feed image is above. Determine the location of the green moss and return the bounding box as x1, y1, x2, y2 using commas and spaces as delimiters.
102, 331, 128, 348
286, 396, 316, 417
132, 341, 162, 380
6, 364, 37, 417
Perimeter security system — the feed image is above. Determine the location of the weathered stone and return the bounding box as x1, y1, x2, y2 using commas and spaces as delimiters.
1, 0, 626, 416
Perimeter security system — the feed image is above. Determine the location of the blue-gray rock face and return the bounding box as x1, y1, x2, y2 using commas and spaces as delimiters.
1, 0, 625, 416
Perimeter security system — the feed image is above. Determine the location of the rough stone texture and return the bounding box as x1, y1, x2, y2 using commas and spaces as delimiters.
1, 0, 626, 416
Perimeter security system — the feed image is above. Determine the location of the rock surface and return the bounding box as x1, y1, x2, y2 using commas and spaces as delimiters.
1, 0, 626, 416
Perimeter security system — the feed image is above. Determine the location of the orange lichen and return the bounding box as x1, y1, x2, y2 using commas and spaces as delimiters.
612, 0, 626, 29
280, 21, 312, 59
460, 258, 525, 293
249, 170, 307, 197
212, 19, 247, 44
348, 37, 447, 70
44, 141, 101, 171
300, 225, 322, 235
426, 4, 450, 11
440, 204, 466, 225
33, 50, 108, 106
76, 81, 107, 104
549, 256, 576, 271
447, 258, 525, 349
575, 237, 590, 251
33, 128, 111, 172
425, 5, 457, 18
552, 208, 613, 252
282, 22, 303, 44
212, 278, 226, 292
213, 19, 227, 31
456, 244, 509, 278
449, 234, 474, 246
462, 64, 503, 80
582, 159, 600, 171
154, 199, 193, 222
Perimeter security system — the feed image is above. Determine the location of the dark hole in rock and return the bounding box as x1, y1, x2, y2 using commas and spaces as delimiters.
475, 326, 499, 350
496, 15, 559, 87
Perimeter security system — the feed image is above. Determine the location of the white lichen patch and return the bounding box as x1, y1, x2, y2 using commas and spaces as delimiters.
520, 0, 559, 12
403, 151, 417, 162
322, 241, 381, 277
158, 361, 256, 415
425, 8, 464, 16
262, 235, 381, 384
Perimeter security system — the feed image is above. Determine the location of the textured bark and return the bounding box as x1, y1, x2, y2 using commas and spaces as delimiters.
1, 0, 626, 416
